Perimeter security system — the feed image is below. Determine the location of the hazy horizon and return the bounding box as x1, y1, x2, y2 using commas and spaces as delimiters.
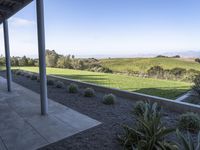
0, 0, 199, 57
1, 49, 198, 59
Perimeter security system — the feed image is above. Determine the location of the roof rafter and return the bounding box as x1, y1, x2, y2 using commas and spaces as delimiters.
0, 5, 12, 13
5, 0, 24, 5
0, 0, 33, 23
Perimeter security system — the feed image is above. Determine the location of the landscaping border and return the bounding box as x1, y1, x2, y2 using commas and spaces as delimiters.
18, 69, 200, 113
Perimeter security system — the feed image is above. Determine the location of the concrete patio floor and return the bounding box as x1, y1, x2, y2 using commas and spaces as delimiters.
0, 76, 101, 150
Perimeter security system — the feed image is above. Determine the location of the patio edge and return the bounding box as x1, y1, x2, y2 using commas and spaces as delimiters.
17, 70, 200, 113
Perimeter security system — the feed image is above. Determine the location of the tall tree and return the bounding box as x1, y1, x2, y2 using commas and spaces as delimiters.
19, 56, 28, 66
46, 50, 59, 67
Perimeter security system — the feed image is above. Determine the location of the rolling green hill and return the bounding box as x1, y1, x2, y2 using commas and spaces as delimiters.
101, 57, 200, 73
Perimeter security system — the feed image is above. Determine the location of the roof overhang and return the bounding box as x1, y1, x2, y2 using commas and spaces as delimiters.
0, 0, 33, 24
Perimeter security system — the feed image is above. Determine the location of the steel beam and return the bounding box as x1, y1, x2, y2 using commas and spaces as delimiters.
3, 20, 12, 92
36, 0, 48, 115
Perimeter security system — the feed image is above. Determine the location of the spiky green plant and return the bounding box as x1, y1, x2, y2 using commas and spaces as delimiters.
178, 112, 200, 132
118, 102, 177, 150
176, 129, 200, 150
132, 101, 161, 118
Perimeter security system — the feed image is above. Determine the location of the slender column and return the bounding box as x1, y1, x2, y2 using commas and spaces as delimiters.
3, 20, 12, 92
36, 0, 48, 115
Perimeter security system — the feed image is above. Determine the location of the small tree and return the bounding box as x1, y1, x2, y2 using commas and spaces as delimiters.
28, 59, 35, 66
195, 58, 200, 63
147, 66, 164, 78
192, 74, 200, 96
170, 68, 186, 79
45, 49, 59, 67
46, 54, 58, 67
0, 55, 5, 65
11, 57, 19, 66
19, 56, 28, 66
57, 56, 72, 69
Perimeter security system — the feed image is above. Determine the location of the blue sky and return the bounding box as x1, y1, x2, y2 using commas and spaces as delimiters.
0, 0, 200, 57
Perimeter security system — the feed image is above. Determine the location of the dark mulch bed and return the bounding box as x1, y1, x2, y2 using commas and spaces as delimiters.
184, 93, 200, 105
0, 71, 181, 150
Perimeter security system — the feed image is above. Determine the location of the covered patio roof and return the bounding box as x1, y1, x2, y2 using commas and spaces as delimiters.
1, 0, 48, 115
0, 0, 33, 24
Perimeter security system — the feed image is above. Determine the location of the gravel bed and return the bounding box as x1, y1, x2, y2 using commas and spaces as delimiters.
184, 93, 200, 105
0, 71, 183, 150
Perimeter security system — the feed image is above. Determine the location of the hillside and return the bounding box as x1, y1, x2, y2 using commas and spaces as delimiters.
100, 57, 200, 73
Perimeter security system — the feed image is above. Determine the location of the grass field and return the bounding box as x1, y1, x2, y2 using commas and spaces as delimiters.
12, 66, 191, 99
101, 57, 200, 73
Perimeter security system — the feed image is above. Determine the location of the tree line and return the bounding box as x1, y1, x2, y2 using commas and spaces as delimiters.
0, 50, 112, 73
0, 50, 199, 82
0, 55, 37, 66
147, 66, 200, 82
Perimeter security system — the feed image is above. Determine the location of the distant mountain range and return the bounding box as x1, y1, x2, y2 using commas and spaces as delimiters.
76, 50, 200, 58
9, 50, 200, 59
163, 50, 200, 58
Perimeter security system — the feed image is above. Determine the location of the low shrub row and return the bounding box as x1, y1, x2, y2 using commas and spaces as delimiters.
118, 65, 200, 82
13, 70, 117, 105
147, 66, 200, 82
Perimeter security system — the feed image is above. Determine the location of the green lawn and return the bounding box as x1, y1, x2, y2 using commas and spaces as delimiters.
101, 57, 200, 73
13, 66, 191, 99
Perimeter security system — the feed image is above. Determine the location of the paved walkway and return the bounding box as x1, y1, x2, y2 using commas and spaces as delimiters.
175, 91, 192, 102
0, 77, 100, 150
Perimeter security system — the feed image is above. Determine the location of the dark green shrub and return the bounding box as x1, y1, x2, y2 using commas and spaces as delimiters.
132, 101, 161, 117
172, 55, 180, 58
178, 112, 200, 132
195, 58, 200, 63
55, 81, 64, 88
102, 67, 112, 73
176, 129, 200, 150
47, 79, 54, 86
12, 70, 17, 74
118, 102, 176, 150
192, 74, 200, 96
25, 73, 31, 78
37, 76, 40, 82
16, 70, 21, 75
31, 74, 37, 80
183, 69, 200, 82
92, 66, 112, 73
68, 83, 78, 93
163, 69, 172, 79
156, 55, 168, 58
84, 88, 95, 97
147, 66, 164, 78
132, 101, 146, 117
102, 94, 116, 105
20, 72, 25, 76
170, 68, 186, 79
